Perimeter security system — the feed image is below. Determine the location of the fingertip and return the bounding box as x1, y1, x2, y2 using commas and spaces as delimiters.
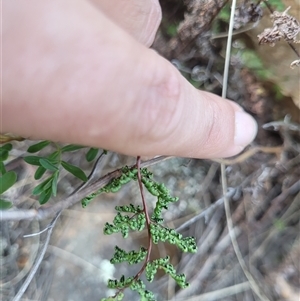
143, 0, 162, 46
220, 110, 258, 158
234, 111, 258, 148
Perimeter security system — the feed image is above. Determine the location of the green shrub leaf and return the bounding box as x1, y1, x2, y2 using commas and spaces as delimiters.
32, 177, 53, 195
0, 149, 9, 161
61, 144, 85, 153
52, 171, 59, 197
61, 161, 87, 181
0, 171, 17, 194
47, 151, 60, 162
0, 162, 6, 175
27, 140, 50, 153
86, 148, 99, 162
24, 156, 43, 166
34, 166, 47, 180
39, 189, 52, 205
0, 143, 13, 151
0, 199, 13, 210
0, 143, 13, 161
39, 158, 59, 171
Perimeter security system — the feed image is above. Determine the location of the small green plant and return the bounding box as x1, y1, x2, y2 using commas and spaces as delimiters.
0, 142, 196, 300
0, 141, 100, 207
265, 0, 285, 11
240, 49, 272, 80
22, 141, 101, 204
273, 218, 286, 231
83, 164, 197, 301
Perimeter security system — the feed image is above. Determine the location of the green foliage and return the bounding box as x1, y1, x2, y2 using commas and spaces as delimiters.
115, 204, 142, 213
146, 256, 189, 288
27, 154, 60, 204
107, 275, 135, 290
34, 166, 47, 180
94, 166, 197, 300
272, 84, 284, 101
0, 170, 17, 195
266, 0, 285, 11
104, 211, 146, 238
86, 147, 99, 162
150, 224, 197, 253
81, 166, 140, 207
24, 155, 46, 166
147, 183, 179, 221
4, 140, 196, 300
217, 3, 231, 23
0, 162, 6, 175
61, 144, 86, 152
103, 277, 155, 301
110, 246, 147, 265
23, 141, 98, 204
61, 160, 87, 181
217, 0, 286, 24
31, 171, 58, 204
0, 143, 16, 209
0, 199, 13, 209
165, 23, 178, 37
0, 148, 9, 161
0, 143, 13, 175
160, 14, 179, 39
130, 279, 155, 301
103, 204, 146, 237
27, 140, 50, 153
273, 218, 286, 231
40, 158, 59, 171
240, 49, 272, 80
0, 143, 13, 152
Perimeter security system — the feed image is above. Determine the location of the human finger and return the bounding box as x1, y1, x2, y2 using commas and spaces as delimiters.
88, 0, 162, 46
2, 0, 257, 159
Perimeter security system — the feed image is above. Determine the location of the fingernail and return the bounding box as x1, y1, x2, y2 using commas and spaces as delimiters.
234, 111, 258, 148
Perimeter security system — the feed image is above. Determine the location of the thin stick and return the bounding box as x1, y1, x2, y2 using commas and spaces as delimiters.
180, 281, 250, 301
221, 1, 271, 300
212, 146, 282, 165
12, 152, 109, 301
175, 188, 236, 232
1, 156, 172, 221
12, 212, 61, 301
221, 0, 236, 99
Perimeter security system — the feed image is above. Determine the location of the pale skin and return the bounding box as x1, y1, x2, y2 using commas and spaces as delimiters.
2, 0, 258, 159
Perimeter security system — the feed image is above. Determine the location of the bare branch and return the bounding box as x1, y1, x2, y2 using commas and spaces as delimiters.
12, 212, 61, 301
175, 188, 236, 232
1, 156, 171, 221
11, 151, 122, 301
221, 1, 271, 300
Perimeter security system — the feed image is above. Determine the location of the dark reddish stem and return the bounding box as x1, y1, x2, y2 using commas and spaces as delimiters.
113, 156, 153, 298
135, 156, 153, 278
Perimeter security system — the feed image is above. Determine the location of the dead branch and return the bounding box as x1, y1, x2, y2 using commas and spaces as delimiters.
1, 156, 171, 221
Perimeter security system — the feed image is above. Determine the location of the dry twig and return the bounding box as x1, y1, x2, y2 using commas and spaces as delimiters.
1, 156, 171, 221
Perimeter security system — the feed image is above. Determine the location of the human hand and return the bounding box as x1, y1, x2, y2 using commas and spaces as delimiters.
2, 0, 257, 158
